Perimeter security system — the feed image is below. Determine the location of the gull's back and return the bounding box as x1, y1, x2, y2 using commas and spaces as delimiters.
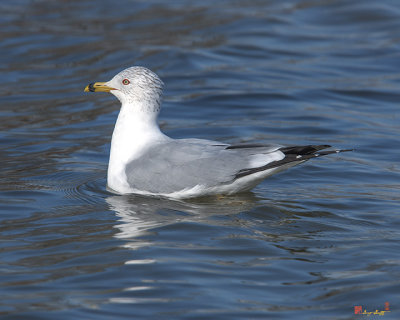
125, 139, 284, 195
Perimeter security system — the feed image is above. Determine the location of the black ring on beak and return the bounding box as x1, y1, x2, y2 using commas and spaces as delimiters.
88, 83, 96, 92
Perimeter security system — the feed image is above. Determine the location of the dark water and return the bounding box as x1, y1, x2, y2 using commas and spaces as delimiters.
1, 0, 399, 319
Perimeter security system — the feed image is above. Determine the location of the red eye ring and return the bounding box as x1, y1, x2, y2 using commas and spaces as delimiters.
122, 79, 130, 85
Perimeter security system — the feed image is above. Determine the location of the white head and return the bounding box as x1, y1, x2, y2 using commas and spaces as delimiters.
85, 66, 164, 114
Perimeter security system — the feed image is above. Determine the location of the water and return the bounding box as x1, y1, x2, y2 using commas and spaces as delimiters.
1, 0, 399, 319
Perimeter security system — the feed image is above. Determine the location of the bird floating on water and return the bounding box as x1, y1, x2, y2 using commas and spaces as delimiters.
84, 66, 350, 199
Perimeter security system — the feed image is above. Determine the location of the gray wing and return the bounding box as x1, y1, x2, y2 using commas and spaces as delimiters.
125, 139, 282, 194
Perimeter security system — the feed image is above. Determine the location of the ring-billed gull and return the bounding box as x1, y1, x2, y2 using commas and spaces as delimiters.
84, 66, 350, 198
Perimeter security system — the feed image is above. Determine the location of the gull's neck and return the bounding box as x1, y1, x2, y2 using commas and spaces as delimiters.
107, 101, 169, 192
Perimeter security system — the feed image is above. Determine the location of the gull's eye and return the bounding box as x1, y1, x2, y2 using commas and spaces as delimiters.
122, 79, 130, 85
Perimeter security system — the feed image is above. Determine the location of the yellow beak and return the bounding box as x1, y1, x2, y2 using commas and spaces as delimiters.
84, 82, 116, 93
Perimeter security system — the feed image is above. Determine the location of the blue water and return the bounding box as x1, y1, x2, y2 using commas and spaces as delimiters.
1, 0, 399, 319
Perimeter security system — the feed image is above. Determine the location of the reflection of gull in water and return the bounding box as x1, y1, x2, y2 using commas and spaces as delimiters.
85, 66, 351, 199
105, 194, 257, 304
106, 194, 257, 249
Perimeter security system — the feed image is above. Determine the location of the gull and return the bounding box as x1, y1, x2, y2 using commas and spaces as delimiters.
84, 66, 350, 198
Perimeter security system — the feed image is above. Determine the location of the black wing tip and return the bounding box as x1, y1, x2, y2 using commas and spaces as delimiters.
279, 144, 356, 155
339, 148, 354, 152
279, 144, 332, 155
313, 148, 354, 157
233, 145, 353, 180
323, 148, 354, 155
225, 143, 267, 150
